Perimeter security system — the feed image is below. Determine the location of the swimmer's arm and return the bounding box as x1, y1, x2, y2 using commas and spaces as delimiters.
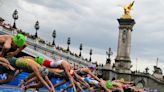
23, 73, 35, 82
54, 79, 67, 88
112, 82, 121, 87
31, 66, 52, 92
0, 58, 15, 71
124, 81, 134, 84
73, 79, 84, 92
14, 70, 22, 77
1, 39, 12, 56
74, 72, 90, 88
86, 69, 101, 82
0, 61, 8, 67
0, 61, 15, 71
12, 43, 27, 56
0, 57, 10, 64
71, 72, 84, 91
24, 77, 38, 86
44, 76, 55, 92
61, 84, 73, 92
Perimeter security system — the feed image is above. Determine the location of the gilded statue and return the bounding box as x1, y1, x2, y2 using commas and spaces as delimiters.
121, 1, 134, 19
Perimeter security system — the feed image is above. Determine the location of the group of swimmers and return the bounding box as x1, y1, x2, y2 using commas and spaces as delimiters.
0, 34, 144, 92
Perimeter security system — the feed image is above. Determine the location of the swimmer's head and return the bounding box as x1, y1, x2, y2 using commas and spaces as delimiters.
73, 64, 79, 70
87, 64, 96, 71
106, 80, 112, 89
13, 34, 26, 47
39, 66, 49, 76
35, 56, 44, 65
69, 69, 75, 76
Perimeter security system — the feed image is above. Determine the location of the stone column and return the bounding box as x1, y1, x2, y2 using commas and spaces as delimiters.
115, 18, 135, 73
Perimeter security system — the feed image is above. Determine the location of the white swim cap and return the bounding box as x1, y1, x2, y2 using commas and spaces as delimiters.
39, 66, 49, 76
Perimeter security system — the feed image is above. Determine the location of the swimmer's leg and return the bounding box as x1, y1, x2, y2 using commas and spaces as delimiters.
61, 61, 77, 92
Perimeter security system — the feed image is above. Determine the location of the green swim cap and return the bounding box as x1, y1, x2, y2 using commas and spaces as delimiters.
13, 34, 26, 47
106, 80, 112, 89
35, 56, 44, 65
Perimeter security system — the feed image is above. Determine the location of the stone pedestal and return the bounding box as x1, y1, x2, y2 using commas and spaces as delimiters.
115, 18, 135, 73
153, 66, 163, 80
103, 63, 112, 70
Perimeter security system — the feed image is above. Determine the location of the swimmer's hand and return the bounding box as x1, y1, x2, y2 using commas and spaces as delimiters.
4, 63, 15, 71
50, 89, 54, 92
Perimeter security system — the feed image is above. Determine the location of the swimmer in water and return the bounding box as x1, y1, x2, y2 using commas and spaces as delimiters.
0, 34, 27, 57
0, 56, 54, 92
20, 68, 85, 92
34, 56, 77, 92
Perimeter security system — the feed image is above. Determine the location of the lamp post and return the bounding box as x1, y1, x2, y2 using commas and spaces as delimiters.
67, 37, 71, 52
52, 29, 56, 46
145, 67, 149, 74
89, 49, 92, 62
34, 21, 39, 38
12, 9, 18, 29
79, 43, 83, 57
106, 47, 113, 64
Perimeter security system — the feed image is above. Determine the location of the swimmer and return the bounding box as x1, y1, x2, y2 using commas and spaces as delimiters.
0, 56, 54, 92
0, 34, 27, 57
75, 64, 101, 82
20, 68, 85, 92
35, 56, 77, 92
21, 67, 54, 92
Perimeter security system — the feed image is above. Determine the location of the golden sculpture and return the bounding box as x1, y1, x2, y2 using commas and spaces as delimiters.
121, 1, 134, 19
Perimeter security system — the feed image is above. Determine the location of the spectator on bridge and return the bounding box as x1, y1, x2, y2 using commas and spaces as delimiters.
0, 34, 27, 57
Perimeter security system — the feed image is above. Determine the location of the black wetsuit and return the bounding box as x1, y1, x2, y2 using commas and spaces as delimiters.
0, 66, 13, 74
7, 57, 17, 69
48, 72, 69, 81
0, 46, 17, 57
76, 70, 87, 77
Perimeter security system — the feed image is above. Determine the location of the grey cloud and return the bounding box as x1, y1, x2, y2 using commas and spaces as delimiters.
0, 0, 164, 68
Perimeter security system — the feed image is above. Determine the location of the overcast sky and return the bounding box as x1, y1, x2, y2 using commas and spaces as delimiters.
0, 0, 164, 73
